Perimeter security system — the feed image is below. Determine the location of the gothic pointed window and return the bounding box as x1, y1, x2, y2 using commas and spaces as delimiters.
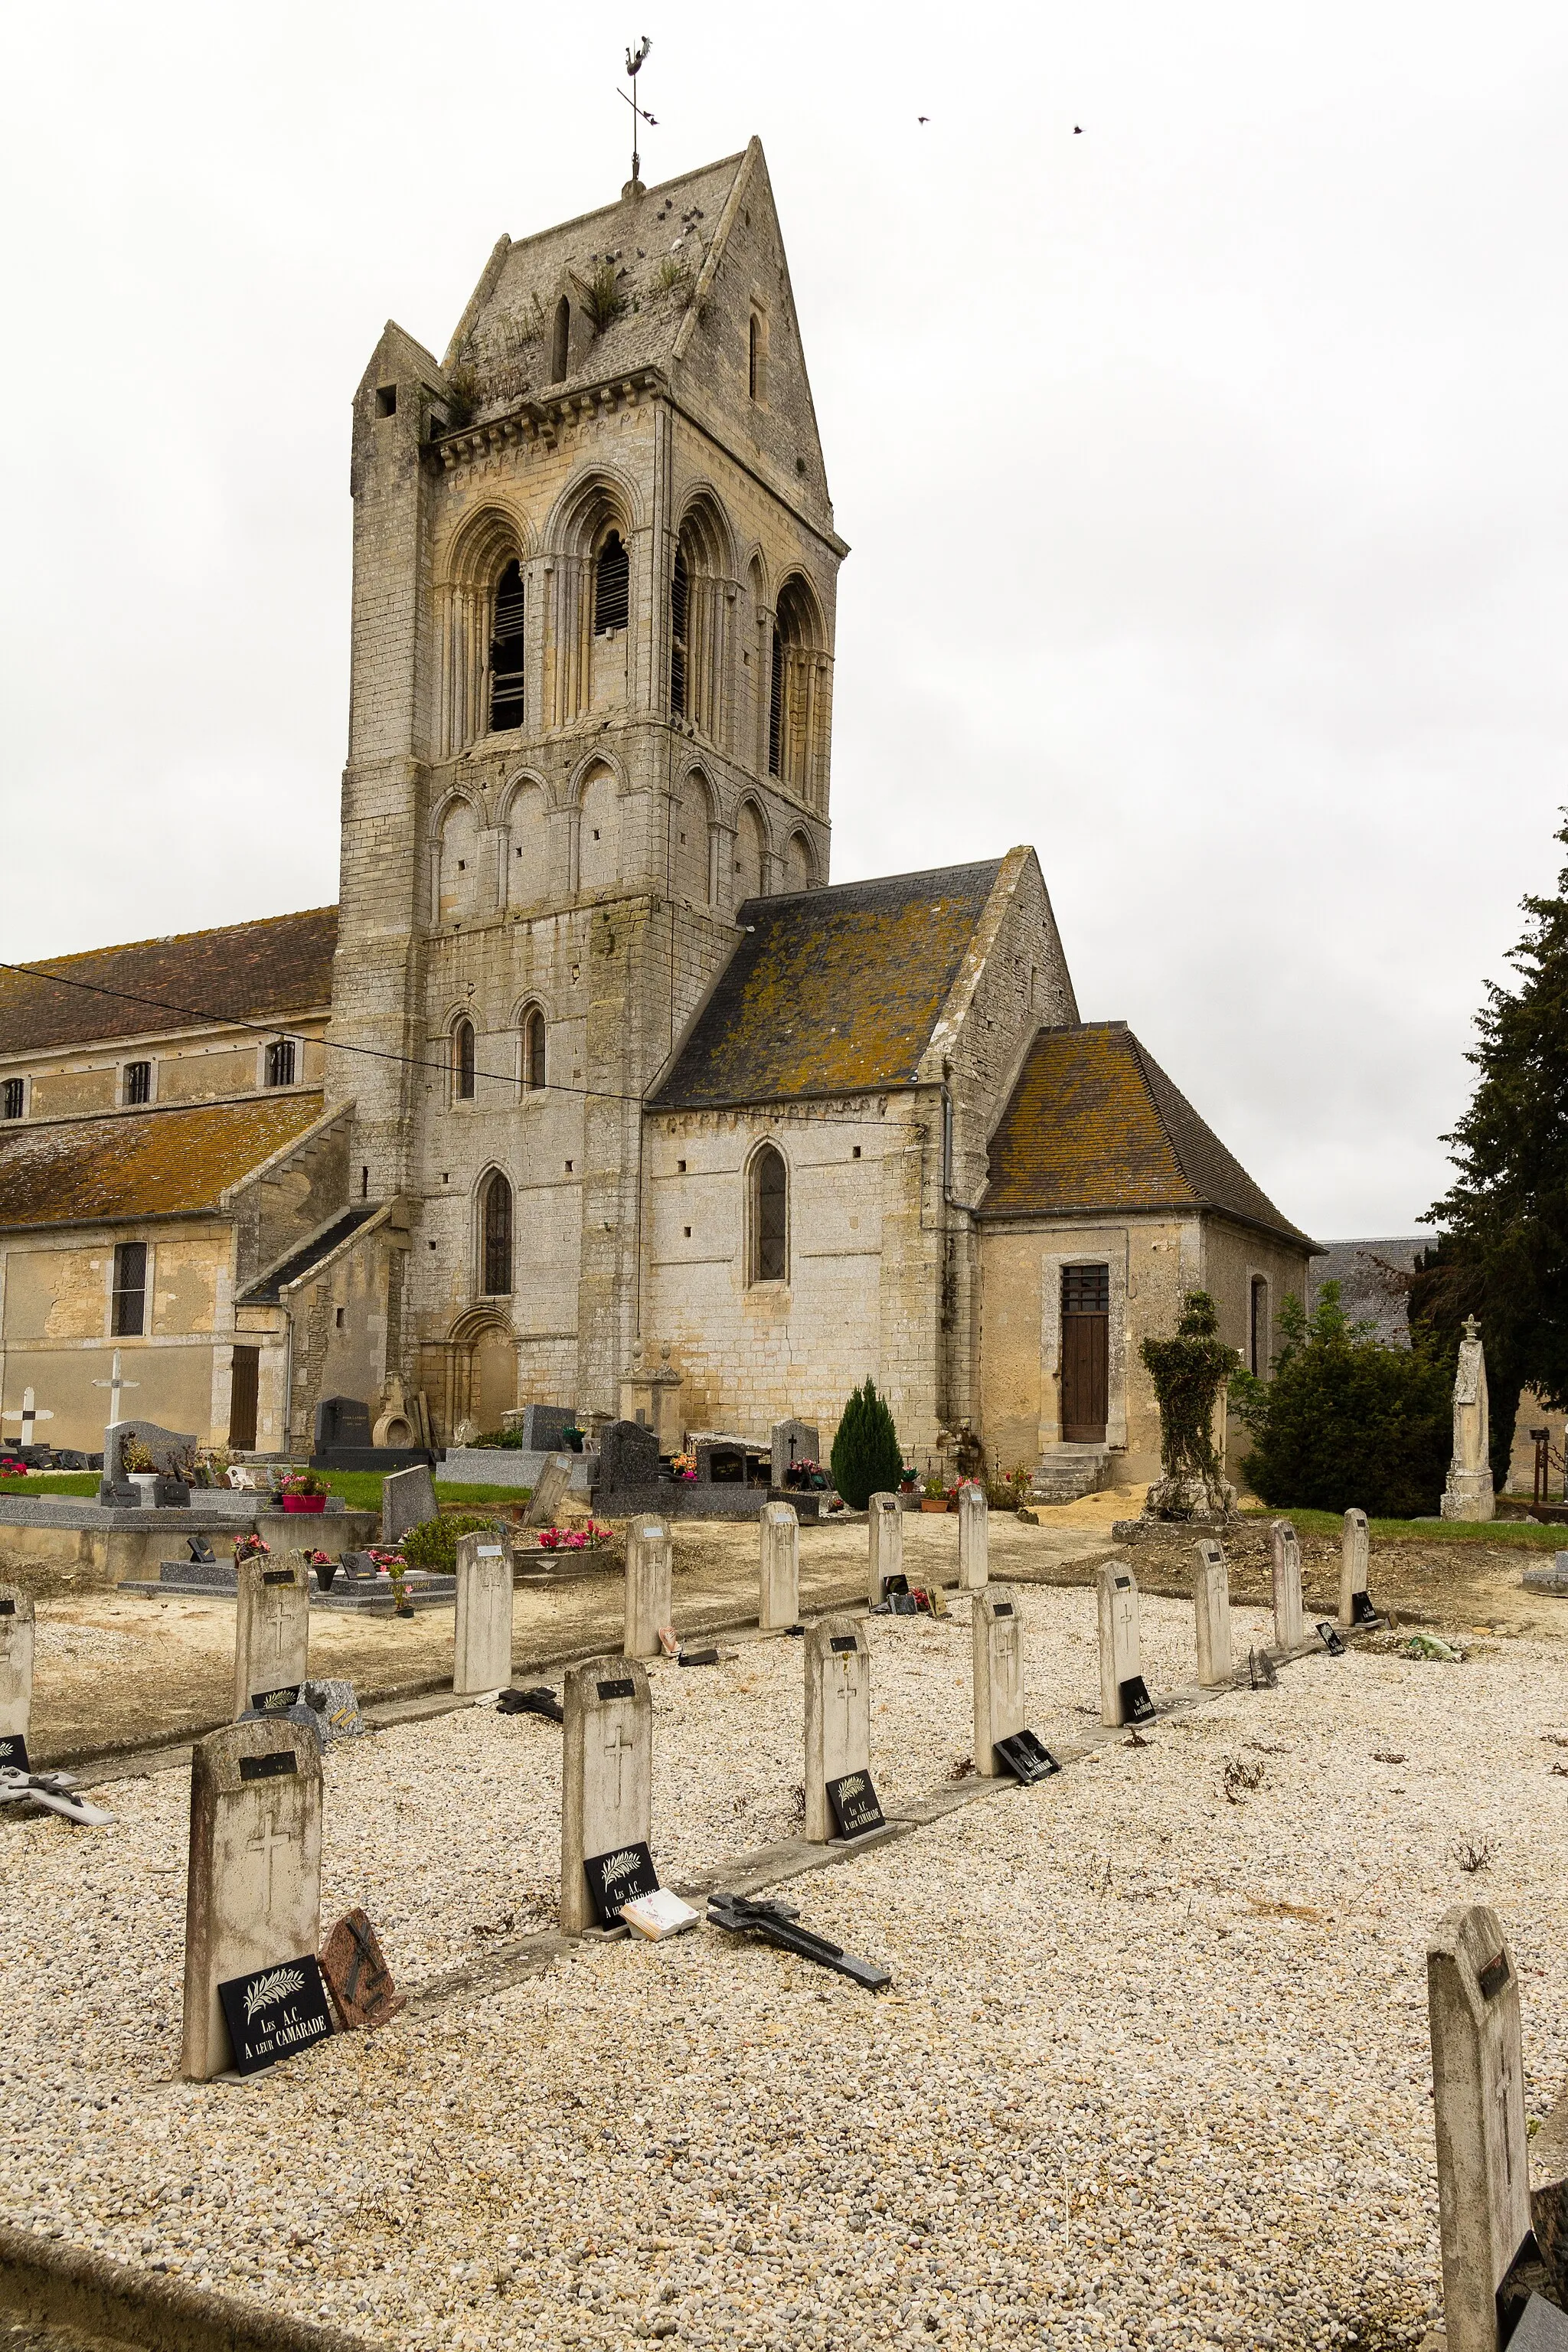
482, 1171, 513, 1296
488, 560, 526, 732
453, 1018, 476, 1102
670, 547, 689, 717
594, 531, 629, 635
750, 1143, 788, 1284
521, 1007, 546, 1093
550, 296, 570, 384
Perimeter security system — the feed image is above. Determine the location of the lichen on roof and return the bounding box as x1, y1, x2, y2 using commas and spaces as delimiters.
0, 1096, 326, 1230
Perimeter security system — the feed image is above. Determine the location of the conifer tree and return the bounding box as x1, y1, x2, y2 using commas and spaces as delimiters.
829, 1379, 904, 1511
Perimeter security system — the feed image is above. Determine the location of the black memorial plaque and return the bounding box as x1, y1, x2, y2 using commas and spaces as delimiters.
1315, 1621, 1348, 1656
678, 1647, 719, 1668
262, 1569, 293, 1588
828, 1635, 859, 1655
1478, 1950, 1512, 2001
1119, 1675, 1156, 1725
249, 1685, 302, 1716
0, 1597, 15, 1615
992, 1600, 1015, 1617
239, 1750, 297, 1782
827, 1770, 885, 1840
217, 1952, 335, 2076
596, 1677, 636, 1702
993, 1729, 1060, 1785
1351, 1591, 1383, 1627
1114, 1574, 1132, 1590
0, 1730, 30, 1772
583, 1840, 659, 1926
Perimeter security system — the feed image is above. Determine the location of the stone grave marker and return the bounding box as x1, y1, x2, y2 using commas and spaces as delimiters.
560, 1654, 655, 1933
867, 1491, 903, 1607
1427, 1902, 1533, 2352
1097, 1560, 1154, 1727
759, 1501, 800, 1630
0, 1583, 35, 1772
318, 1907, 405, 2030
805, 1615, 882, 1841
1339, 1508, 1380, 1628
1193, 1540, 1233, 1688
521, 1403, 578, 1452
624, 1515, 672, 1659
1270, 1519, 1305, 1652
453, 1529, 513, 1696
382, 1462, 438, 1544
234, 1553, 309, 1721
770, 1417, 820, 1488
972, 1584, 1024, 1774
181, 1717, 328, 2081
312, 1396, 373, 1454
957, 1481, 988, 1591
597, 1419, 661, 1503
523, 1452, 577, 1530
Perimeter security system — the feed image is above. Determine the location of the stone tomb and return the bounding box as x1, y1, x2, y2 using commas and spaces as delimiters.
1339, 1508, 1380, 1628
523, 1452, 577, 1530
181, 1717, 328, 2081
1193, 1540, 1233, 1688
805, 1615, 882, 1841
560, 1655, 655, 1933
1097, 1561, 1155, 1727
1427, 1903, 1533, 2352
99, 1417, 198, 1505
759, 1501, 800, 1631
1270, 1520, 1306, 1653
867, 1492, 903, 1608
957, 1482, 988, 1592
381, 1462, 438, 1545
234, 1553, 310, 1720
453, 1529, 513, 1696
624, 1515, 673, 1660
770, 1418, 821, 1488
972, 1585, 1025, 1774
0, 1583, 35, 1771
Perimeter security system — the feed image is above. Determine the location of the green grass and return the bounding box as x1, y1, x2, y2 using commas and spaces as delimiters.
0, 1472, 102, 1498
0, 1470, 533, 1511
1237, 1505, 1563, 1549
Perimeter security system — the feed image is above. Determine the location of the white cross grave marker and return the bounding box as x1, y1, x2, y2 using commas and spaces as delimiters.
560, 1655, 653, 1935
92, 1351, 139, 1485
2, 1387, 54, 1449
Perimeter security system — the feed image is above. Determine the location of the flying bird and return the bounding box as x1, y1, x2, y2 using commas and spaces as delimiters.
1073, 124, 1083, 133
918, 115, 929, 123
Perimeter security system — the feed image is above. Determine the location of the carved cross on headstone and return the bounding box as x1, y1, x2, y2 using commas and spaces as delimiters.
247, 1814, 291, 1910
605, 1720, 635, 1807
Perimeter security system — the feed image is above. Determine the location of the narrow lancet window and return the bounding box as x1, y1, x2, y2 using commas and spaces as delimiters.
595, 531, 629, 635
670, 547, 689, 717
488, 560, 526, 732
750, 1144, 788, 1283
453, 1019, 476, 1102
482, 1172, 513, 1296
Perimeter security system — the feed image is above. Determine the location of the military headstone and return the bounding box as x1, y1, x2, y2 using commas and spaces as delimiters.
1270, 1519, 1305, 1652
624, 1515, 673, 1660
1339, 1508, 1380, 1628
805, 1615, 879, 1842
759, 1501, 800, 1630
972, 1585, 1025, 1774
0, 1583, 35, 1772
1098, 1561, 1153, 1727
1193, 1540, 1233, 1688
318, 1908, 405, 2030
867, 1491, 903, 1607
381, 1462, 438, 1544
453, 1530, 512, 1696
560, 1655, 655, 1933
1427, 1903, 1532, 2352
770, 1417, 820, 1488
523, 1452, 577, 1530
234, 1553, 309, 1721
957, 1481, 988, 1591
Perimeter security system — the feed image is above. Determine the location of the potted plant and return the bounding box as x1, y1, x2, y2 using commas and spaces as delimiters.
121, 1438, 161, 1507
920, 1472, 949, 1514
234, 1531, 270, 1563
281, 1468, 330, 1514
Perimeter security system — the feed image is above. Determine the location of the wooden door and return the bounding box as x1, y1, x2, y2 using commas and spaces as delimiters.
1060, 1264, 1109, 1442
229, 1347, 260, 1452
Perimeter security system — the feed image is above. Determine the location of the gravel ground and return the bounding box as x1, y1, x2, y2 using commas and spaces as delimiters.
5, 1586, 1568, 2350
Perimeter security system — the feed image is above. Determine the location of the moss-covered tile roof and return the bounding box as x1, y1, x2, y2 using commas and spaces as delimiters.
0, 907, 337, 1058
979, 1023, 1315, 1247
0, 1096, 325, 1230
651, 862, 1005, 1109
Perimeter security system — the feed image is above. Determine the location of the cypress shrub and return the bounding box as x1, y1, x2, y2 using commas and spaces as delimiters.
829, 1379, 904, 1510
1234, 1285, 1452, 1519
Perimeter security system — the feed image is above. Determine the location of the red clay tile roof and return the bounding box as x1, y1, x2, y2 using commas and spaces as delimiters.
0, 1096, 326, 1230
651, 863, 1004, 1109
0, 908, 338, 1058
979, 1023, 1315, 1247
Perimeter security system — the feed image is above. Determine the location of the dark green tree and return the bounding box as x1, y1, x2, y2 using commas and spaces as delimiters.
1233, 1283, 1451, 1517
1138, 1290, 1237, 1516
829, 1379, 903, 1511
1423, 812, 1568, 1485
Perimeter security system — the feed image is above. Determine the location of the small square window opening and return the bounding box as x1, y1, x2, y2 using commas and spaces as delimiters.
335, 1307, 345, 1329
124, 1060, 152, 1106
375, 386, 397, 416
852, 1145, 861, 1159
2, 1077, 24, 1120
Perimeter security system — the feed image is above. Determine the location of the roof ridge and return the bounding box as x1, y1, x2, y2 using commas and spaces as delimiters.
495, 150, 748, 265
740, 857, 1004, 916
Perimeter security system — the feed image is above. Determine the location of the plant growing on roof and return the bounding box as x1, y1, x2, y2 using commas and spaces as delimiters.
585, 263, 627, 332
1139, 1289, 1237, 1522
828, 1380, 903, 1511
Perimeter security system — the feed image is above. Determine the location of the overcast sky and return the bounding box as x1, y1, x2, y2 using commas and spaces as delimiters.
4, 0, 1565, 1241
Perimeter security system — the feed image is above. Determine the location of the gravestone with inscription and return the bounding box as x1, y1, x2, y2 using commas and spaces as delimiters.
1427, 1903, 1533, 2352
867, 1492, 903, 1608
1339, 1508, 1380, 1628
596, 1419, 661, 1502
381, 1462, 439, 1544
1270, 1519, 1306, 1652
234, 1553, 310, 1721
560, 1654, 655, 1934
312, 1396, 373, 1454
624, 1514, 673, 1659
521, 1403, 579, 1452
957, 1481, 988, 1592
453, 1529, 512, 1696
318, 1907, 404, 2030
972, 1584, 1025, 1773
759, 1501, 800, 1631
1193, 1540, 1233, 1688
182, 1717, 328, 2081
523, 1452, 577, 1530
770, 1418, 820, 1488
0, 1583, 35, 1772
805, 1615, 881, 1841
1098, 1560, 1155, 1727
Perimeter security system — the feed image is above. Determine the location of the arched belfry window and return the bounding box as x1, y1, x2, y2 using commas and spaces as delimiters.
521, 1007, 546, 1093
488, 560, 526, 732
750, 1143, 788, 1284
768, 628, 785, 777
453, 1018, 476, 1102
595, 531, 629, 635
550, 296, 570, 384
482, 1171, 513, 1297
769, 577, 821, 798
670, 547, 689, 717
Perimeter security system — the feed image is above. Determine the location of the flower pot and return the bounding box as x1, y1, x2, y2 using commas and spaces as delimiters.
282, 1492, 328, 1514
920, 1498, 949, 1513
128, 1472, 159, 1508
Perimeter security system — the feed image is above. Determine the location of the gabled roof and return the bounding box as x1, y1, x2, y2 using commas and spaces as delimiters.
979, 1022, 1316, 1249
0, 1096, 326, 1231
650, 862, 1005, 1111
0, 908, 337, 1059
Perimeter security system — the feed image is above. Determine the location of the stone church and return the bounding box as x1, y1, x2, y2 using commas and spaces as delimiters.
0, 141, 1315, 1484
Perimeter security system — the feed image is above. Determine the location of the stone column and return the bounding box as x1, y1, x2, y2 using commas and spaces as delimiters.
0, 1583, 36, 1768
1269, 1520, 1305, 1653
560, 1655, 652, 1934
1427, 1903, 1532, 2352
1193, 1540, 1233, 1688
759, 1501, 800, 1631
234, 1554, 310, 1720
1339, 1508, 1370, 1629
957, 1483, 988, 1591
181, 1718, 323, 2082
867, 1492, 903, 1607
623, 1515, 673, 1659
453, 1530, 513, 1696
972, 1586, 1024, 1774
1097, 1561, 1142, 1727
804, 1615, 871, 1842
523, 1453, 577, 1530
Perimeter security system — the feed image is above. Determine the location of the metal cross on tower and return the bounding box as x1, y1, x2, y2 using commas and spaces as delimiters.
619, 37, 655, 189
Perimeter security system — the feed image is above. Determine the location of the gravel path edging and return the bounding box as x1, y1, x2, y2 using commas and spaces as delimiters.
0, 2218, 378, 2352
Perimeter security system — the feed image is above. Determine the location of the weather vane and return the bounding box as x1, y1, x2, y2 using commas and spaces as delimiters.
620, 37, 655, 188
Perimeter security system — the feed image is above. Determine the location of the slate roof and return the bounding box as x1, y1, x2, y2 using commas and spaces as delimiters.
650, 862, 1005, 1110
979, 1023, 1315, 1248
238, 1204, 385, 1305
0, 908, 338, 1060
0, 1096, 326, 1231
